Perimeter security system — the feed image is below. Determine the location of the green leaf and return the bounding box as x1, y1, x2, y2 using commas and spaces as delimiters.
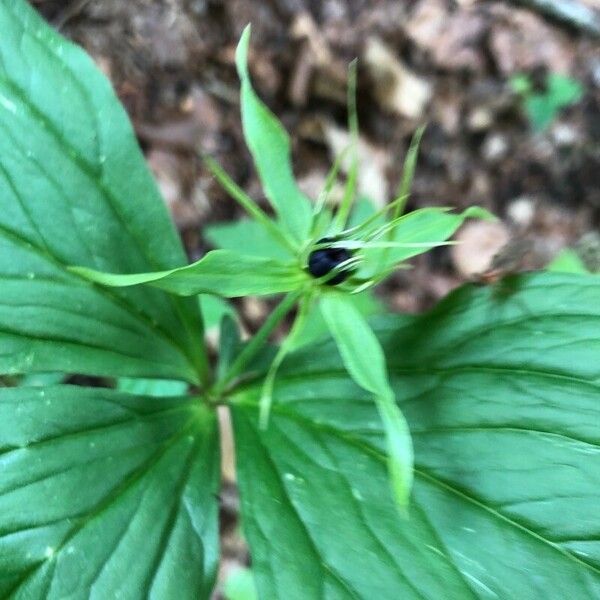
350, 133, 428, 288
392, 125, 425, 220
199, 294, 237, 330
259, 291, 314, 428
205, 219, 290, 261
547, 249, 591, 274
71, 250, 309, 298
290, 290, 384, 350
510, 73, 533, 95
235, 25, 312, 241
0, 385, 220, 599
525, 95, 557, 132
319, 294, 388, 396
360, 206, 494, 278
217, 291, 302, 397
320, 293, 413, 509
524, 74, 583, 132
223, 567, 258, 600
18, 372, 64, 387
347, 197, 384, 228
0, 0, 205, 382
547, 74, 584, 108
203, 157, 297, 254
116, 377, 188, 397
217, 315, 243, 381
232, 273, 600, 599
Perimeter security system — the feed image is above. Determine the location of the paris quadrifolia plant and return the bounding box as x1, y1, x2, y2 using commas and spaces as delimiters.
2, 3, 599, 599
71, 25, 492, 511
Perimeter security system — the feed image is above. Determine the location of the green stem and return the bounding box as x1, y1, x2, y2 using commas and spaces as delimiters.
203, 156, 298, 255
259, 289, 315, 428
377, 126, 425, 272
308, 145, 350, 242
391, 126, 425, 222
213, 289, 303, 395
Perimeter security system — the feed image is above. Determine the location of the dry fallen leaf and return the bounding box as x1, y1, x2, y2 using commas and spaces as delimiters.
404, 0, 487, 72
364, 37, 432, 120
321, 120, 390, 207
289, 12, 348, 105
488, 4, 575, 74
451, 220, 511, 277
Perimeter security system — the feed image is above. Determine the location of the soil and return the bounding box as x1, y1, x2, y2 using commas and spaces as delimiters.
32, 0, 600, 595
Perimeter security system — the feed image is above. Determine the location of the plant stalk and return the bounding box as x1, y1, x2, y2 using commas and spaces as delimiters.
213, 289, 303, 395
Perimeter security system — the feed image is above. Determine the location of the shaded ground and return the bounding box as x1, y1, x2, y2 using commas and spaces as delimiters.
35, 0, 600, 307
33, 0, 600, 594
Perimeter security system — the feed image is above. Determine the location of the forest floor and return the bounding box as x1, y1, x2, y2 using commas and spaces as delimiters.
34, 0, 600, 595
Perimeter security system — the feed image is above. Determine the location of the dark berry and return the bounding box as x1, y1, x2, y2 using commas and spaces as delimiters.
307, 237, 353, 285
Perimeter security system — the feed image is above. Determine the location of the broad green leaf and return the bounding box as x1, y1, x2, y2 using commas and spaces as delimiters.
205, 219, 291, 261
360, 206, 494, 278
72, 250, 309, 298
116, 377, 188, 397
320, 293, 413, 509
232, 273, 600, 599
0, 0, 205, 382
0, 385, 220, 599
236, 26, 312, 241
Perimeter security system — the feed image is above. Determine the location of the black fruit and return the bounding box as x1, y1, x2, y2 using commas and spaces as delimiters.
308, 238, 353, 285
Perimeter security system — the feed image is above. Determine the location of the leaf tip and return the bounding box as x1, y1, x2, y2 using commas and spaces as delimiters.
464, 206, 497, 222
236, 24, 252, 80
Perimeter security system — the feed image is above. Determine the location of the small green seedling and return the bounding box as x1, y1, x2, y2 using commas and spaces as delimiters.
510, 72, 584, 131
1, 3, 599, 599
